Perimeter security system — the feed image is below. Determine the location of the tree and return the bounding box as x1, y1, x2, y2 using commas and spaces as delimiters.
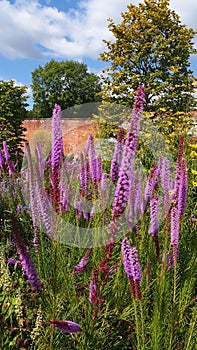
99, 0, 197, 112
32, 60, 102, 118
0, 80, 28, 160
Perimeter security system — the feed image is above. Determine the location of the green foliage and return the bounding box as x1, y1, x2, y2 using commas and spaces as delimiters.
99, 0, 197, 112
0, 80, 28, 161
31, 59, 102, 118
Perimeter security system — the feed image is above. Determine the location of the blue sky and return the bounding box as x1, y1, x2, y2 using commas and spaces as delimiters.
0, 0, 197, 109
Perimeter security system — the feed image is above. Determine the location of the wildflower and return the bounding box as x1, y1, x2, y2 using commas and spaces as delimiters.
26, 143, 40, 248
10, 216, 42, 292
79, 153, 89, 197
173, 138, 187, 217
2, 141, 15, 174
177, 158, 188, 217
2, 140, 10, 162
96, 155, 102, 182
159, 156, 171, 212
73, 248, 92, 274
110, 128, 125, 183
144, 164, 160, 203
168, 190, 174, 195
191, 169, 197, 175
51, 104, 64, 212
85, 133, 95, 156
121, 238, 142, 299
148, 194, 159, 237
189, 143, 197, 149
190, 151, 197, 158
89, 266, 98, 304
190, 214, 195, 229
101, 173, 107, 207
109, 86, 145, 238
167, 250, 180, 270
49, 319, 81, 333
87, 134, 96, 175
134, 169, 143, 221
111, 169, 130, 219
171, 205, 180, 247
192, 181, 197, 187
148, 194, 160, 258
36, 163, 53, 238
170, 204, 180, 264
0, 149, 5, 167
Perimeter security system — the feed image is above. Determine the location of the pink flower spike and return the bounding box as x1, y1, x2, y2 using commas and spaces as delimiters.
73, 248, 92, 274
49, 319, 82, 333
89, 266, 98, 304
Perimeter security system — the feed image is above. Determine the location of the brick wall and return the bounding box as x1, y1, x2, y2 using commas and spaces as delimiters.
23, 119, 99, 155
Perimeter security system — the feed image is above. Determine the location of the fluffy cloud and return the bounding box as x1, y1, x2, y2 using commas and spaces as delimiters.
0, 0, 130, 60
0, 0, 196, 61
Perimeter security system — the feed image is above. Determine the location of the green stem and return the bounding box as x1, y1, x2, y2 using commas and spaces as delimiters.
139, 300, 145, 350
49, 240, 58, 350
185, 307, 197, 350
133, 299, 141, 350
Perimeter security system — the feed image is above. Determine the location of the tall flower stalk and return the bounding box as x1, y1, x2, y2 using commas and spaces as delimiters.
51, 104, 64, 213
121, 237, 144, 349
10, 215, 42, 292
121, 237, 142, 300
148, 194, 160, 258
110, 128, 125, 183
109, 85, 145, 239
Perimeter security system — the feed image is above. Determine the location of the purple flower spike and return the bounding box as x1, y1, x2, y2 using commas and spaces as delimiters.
177, 158, 188, 217
101, 173, 107, 196
159, 156, 171, 214
108, 86, 146, 239
49, 319, 82, 334
148, 193, 160, 258
148, 194, 159, 237
96, 155, 102, 182
51, 104, 64, 212
89, 266, 98, 305
73, 248, 92, 274
121, 238, 142, 299
10, 217, 42, 292
171, 205, 180, 247
79, 153, 89, 197
111, 169, 130, 221
134, 169, 143, 220
132, 85, 146, 115
3, 141, 10, 162
144, 164, 160, 203
167, 250, 180, 270
0, 149, 5, 167
110, 128, 125, 183
121, 238, 142, 281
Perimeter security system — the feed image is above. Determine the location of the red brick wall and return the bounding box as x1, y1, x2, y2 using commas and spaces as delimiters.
23, 119, 99, 155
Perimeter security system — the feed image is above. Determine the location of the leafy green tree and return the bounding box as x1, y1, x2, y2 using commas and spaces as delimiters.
0, 80, 28, 160
32, 60, 102, 118
99, 0, 197, 112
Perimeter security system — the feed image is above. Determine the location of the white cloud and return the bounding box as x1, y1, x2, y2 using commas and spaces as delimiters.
0, 0, 196, 61
0, 0, 130, 60
170, 0, 197, 30
13, 79, 32, 97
